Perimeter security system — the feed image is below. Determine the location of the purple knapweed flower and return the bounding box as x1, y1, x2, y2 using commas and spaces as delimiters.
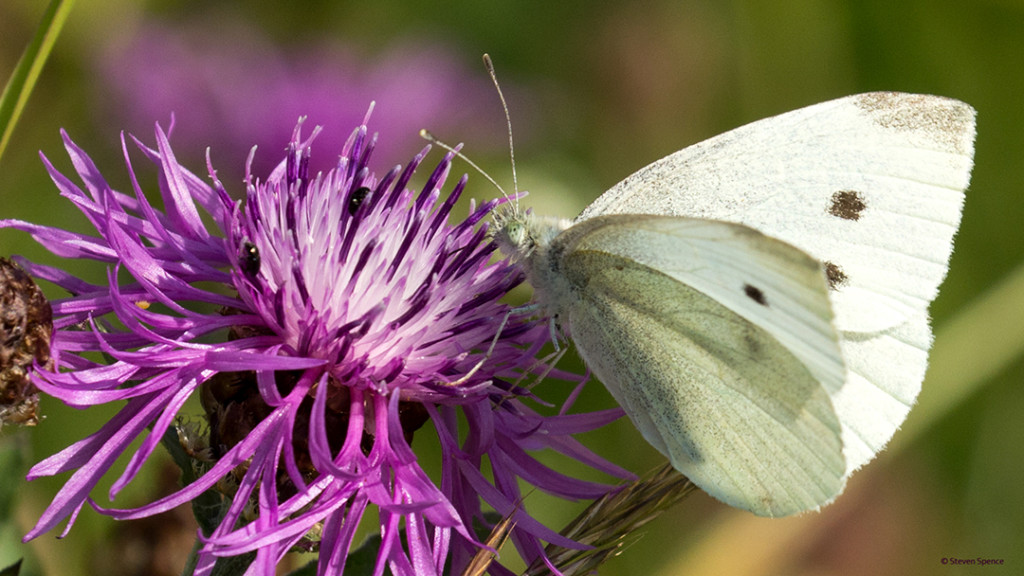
0, 114, 632, 575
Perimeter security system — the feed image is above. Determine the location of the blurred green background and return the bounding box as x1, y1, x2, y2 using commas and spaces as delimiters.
2, 1, 1023, 575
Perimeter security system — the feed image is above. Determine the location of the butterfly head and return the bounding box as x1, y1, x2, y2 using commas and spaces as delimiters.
492, 203, 571, 268
492, 204, 535, 261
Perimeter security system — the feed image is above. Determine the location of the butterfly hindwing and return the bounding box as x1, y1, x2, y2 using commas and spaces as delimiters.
551, 215, 846, 516
553, 215, 847, 394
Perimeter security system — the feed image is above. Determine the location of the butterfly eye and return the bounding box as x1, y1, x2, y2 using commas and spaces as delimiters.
348, 186, 371, 215
507, 222, 525, 244
240, 242, 260, 278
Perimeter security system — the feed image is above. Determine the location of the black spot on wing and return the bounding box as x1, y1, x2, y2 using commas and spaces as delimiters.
824, 261, 848, 290
743, 283, 768, 306
828, 190, 867, 221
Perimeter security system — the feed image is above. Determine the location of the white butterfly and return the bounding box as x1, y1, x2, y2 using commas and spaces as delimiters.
493, 92, 976, 517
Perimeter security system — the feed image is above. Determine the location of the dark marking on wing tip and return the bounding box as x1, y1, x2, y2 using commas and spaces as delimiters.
743, 283, 768, 306
824, 261, 848, 290
828, 190, 866, 221
854, 93, 975, 156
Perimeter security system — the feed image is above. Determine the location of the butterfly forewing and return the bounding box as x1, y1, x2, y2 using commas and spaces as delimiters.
577, 93, 975, 334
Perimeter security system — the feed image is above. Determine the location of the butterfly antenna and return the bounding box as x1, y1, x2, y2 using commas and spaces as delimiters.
419, 129, 508, 200
483, 54, 520, 210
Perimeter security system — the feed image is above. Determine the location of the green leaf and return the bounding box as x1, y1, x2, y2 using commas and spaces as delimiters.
0, 0, 76, 165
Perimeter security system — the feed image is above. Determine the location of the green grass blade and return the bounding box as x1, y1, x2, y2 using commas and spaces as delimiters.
0, 0, 77, 165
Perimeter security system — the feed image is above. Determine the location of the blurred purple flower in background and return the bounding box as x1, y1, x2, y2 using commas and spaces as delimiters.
93, 18, 507, 176
1, 115, 630, 575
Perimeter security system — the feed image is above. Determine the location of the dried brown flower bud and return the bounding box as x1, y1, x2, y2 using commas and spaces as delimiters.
1, 257, 53, 427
